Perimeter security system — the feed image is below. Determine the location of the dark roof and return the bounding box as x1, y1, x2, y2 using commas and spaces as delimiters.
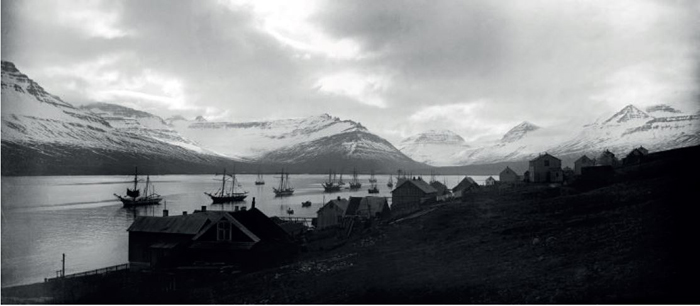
575, 155, 593, 163
453, 177, 479, 191
358, 197, 389, 215
345, 197, 363, 216
392, 178, 438, 194
127, 213, 210, 235
317, 198, 350, 214
530, 153, 561, 162
228, 208, 293, 244
429, 181, 448, 193
486, 176, 496, 181
500, 167, 516, 175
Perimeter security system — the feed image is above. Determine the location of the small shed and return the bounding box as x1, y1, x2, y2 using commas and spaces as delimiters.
499, 167, 520, 183
623, 146, 649, 165
316, 198, 349, 229
452, 176, 480, 197
429, 180, 449, 196
528, 153, 563, 183
354, 197, 391, 220
391, 178, 437, 214
597, 150, 619, 167
485, 176, 497, 186
574, 155, 595, 175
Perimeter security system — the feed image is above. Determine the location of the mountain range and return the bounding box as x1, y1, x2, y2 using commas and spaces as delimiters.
2, 60, 698, 175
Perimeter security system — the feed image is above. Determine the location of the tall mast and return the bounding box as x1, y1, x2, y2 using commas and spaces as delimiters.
133, 166, 138, 191
221, 168, 227, 197
145, 175, 150, 196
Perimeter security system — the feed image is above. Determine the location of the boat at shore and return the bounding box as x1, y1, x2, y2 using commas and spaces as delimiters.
205, 168, 248, 203
273, 169, 295, 196
114, 167, 163, 207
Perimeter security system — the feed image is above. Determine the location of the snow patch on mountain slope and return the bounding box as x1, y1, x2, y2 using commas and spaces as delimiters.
398, 130, 470, 166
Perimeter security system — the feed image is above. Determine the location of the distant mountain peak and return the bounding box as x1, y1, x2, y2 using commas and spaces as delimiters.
194, 116, 207, 122
166, 115, 187, 121
81, 102, 158, 119
603, 104, 650, 124
401, 130, 467, 145
501, 121, 540, 143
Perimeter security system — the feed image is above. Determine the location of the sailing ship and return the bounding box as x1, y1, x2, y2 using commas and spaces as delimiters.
114, 167, 163, 207
368, 170, 377, 183
338, 172, 345, 186
273, 169, 295, 196
322, 170, 342, 192
349, 168, 362, 189
387, 174, 394, 188
205, 168, 248, 203
368, 183, 379, 194
255, 167, 265, 185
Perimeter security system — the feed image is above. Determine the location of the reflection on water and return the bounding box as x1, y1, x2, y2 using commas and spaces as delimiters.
0, 174, 491, 287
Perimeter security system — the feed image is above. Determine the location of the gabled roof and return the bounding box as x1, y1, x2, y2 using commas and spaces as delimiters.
358, 197, 389, 215
485, 176, 496, 181
345, 197, 363, 216
317, 198, 350, 214
391, 178, 438, 194
127, 213, 210, 235
500, 166, 516, 175
429, 181, 448, 193
453, 176, 479, 191
575, 155, 593, 163
530, 152, 561, 162
192, 211, 260, 242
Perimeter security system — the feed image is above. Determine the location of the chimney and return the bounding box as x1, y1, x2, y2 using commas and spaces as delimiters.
162, 209, 169, 217
201, 206, 207, 212
182, 211, 188, 215
337, 196, 341, 200
252, 197, 256, 209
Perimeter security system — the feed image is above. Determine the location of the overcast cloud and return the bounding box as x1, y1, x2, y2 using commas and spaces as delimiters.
2, 0, 699, 144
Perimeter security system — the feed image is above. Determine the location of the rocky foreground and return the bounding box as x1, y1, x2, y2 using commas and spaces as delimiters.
3, 146, 699, 304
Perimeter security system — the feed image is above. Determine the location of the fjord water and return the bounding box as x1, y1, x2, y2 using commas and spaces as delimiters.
1, 174, 492, 287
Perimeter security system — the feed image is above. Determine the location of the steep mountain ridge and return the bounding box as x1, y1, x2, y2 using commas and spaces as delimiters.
398, 130, 470, 167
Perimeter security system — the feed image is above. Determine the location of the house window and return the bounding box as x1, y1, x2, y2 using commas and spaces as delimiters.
544, 160, 550, 166
217, 221, 232, 241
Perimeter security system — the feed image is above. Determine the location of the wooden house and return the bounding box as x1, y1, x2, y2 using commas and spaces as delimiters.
499, 166, 520, 183
574, 155, 595, 175
623, 146, 649, 165
528, 153, 563, 183
429, 180, 449, 196
597, 150, 619, 167
452, 176, 480, 197
353, 196, 391, 220
316, 197, 350, 229
562, 166, 575, 182
127, 206, 296, 271
522, 170, 531, 183
485, 176, 497, 186
391, 178, 437, 214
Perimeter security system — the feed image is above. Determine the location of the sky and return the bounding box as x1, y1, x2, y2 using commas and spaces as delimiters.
2, 0, 699, 145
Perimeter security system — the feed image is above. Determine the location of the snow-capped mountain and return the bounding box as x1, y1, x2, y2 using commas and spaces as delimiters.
419, 104, 699, 167
500, 121, 540, 143
398, 130, 469, 167
168, 114, 423, 172
80, 102, 217, 155
1, 61, 231, 175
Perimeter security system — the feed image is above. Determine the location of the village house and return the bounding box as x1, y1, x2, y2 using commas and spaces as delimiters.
351, 196, 391, 220
429, 180, 451, 201
562, 167, 575, 182
452, 176, 480, 197
623, 146, 649, 165
597, 150, 619, 167
485, 176, 497, 186
391, 178, 438, 215
126, 205, 296, 271
499, 166, 520, 183
522, 170, 531, 183
574, 155, 596, 175
528, 153, 563, 183
315, 197, 350, 230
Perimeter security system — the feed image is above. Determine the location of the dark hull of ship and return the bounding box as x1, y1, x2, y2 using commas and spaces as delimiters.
323, 184, 341, 192
368, 188, 379, 194
116, 196, 162, 207
206, 193, 247, 203
274, 189, 295, 197
255, 181, 265, 185
349, 183, 362, 189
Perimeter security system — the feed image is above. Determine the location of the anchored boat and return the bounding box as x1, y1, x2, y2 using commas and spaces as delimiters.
114, 167, 163, 207
205, 168, 248, 203
273, 169, 295, 196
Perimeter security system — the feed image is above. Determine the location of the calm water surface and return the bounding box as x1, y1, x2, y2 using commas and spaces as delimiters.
1, 174, 492, 287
